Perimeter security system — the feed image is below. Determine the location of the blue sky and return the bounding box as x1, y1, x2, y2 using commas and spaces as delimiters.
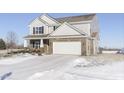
0, 13, 123, 48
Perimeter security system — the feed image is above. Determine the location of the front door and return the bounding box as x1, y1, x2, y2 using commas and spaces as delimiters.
34, 41, 40, 49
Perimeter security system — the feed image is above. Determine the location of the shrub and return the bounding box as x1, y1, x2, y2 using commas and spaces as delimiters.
0, 39, 6, 50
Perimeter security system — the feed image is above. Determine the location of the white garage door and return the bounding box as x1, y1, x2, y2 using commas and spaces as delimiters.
53, 42, 81, 55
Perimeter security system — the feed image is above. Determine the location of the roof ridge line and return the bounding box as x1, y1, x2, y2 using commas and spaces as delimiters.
55, 13, 96, 19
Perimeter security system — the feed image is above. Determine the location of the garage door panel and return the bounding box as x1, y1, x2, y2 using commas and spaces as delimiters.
53, 42, 81, 55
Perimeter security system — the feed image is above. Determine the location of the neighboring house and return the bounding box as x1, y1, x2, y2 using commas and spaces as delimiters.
24, 14, 99, 56
100, 48, 120, 54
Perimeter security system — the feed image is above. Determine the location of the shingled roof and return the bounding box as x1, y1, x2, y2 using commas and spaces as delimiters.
56, 14, 96, 23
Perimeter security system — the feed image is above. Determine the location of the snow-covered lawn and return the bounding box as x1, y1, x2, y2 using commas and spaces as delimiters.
0, 55, 79, 80
0, 54, 124, 80
0, 53, 37, 65
28, 54, 124, 80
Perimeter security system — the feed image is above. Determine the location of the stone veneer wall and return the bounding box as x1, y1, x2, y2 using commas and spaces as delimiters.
90, 39, 94, 55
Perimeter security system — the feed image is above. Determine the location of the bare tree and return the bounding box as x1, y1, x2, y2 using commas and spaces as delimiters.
6, 31, 18, 53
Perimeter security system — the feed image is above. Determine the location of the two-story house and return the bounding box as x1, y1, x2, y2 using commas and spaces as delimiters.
24, 14, 99, 56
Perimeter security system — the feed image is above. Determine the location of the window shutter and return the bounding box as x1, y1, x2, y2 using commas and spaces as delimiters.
33, 27, 35, 34
42, 26, 44, 33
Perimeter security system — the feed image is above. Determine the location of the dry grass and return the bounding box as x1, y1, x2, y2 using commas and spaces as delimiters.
84, 54, 124, 62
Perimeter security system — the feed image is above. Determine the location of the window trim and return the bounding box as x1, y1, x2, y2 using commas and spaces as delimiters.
33, 26, 44, 35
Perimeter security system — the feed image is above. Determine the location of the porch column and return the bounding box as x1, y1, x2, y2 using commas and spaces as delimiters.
24, 39, 29, 48
40, 39, 44, 47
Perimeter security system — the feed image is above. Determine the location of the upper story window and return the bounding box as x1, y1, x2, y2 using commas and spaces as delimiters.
39, 27, 42, 34
53, 26, 58, 31
33, 26, 44, 35
36, 27, 39, 34
53, 26, 56, 31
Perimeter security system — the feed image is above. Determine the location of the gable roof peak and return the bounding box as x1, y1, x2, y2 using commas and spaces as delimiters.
40, 13, 60, 24
41, 13, 50, 17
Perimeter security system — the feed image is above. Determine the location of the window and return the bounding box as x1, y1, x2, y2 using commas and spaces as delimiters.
36, 27, 39, 34
53, 26, 56, 31
33, 26, 44, 35
39, 27, 42, 34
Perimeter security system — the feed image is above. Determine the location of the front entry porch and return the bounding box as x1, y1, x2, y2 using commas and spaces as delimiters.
24, 39, 49, 54
30, 40, 41, 49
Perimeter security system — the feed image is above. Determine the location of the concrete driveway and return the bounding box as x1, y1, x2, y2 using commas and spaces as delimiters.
0, 55, 78, 80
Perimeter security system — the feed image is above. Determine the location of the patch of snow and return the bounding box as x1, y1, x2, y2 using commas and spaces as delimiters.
70, 58, 105, 68
67, 61, 124, 80
28, 71, 49, 80
28, 70, 63, 80
28, 57, 91, 80
0, 53, 37, 65
71, 58, 90, 67
28, 57, 124, 80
